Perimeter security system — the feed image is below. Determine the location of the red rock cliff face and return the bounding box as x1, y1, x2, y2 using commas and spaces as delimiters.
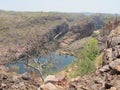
59, 21, 95, 48
70, 22, 94, 38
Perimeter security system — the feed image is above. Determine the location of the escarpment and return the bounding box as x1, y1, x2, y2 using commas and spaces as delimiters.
64, 25, 120, 90
1, 11, 120, 90
59, 20, 95, 48
0, 17, 95, 63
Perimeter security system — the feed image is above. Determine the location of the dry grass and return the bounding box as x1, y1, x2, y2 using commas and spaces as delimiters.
0, 11, 90, 46
94, 52, 104, 68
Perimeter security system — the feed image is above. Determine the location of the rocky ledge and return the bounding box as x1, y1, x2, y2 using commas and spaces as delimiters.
0, 65, 42, 90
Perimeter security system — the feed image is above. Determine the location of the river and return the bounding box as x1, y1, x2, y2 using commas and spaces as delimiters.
6, 52, 75, 75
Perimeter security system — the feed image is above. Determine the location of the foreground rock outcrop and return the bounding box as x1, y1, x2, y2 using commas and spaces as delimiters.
63, 26, 120, 90
0, 65, 42, 90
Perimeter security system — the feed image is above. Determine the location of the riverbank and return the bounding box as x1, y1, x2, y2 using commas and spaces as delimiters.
58, 37, 91, 56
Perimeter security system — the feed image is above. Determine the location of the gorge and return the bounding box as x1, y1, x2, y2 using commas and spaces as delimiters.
0, 10, 120, 90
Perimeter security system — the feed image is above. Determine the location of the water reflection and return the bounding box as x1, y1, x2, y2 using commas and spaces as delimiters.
6, 53, 75, 75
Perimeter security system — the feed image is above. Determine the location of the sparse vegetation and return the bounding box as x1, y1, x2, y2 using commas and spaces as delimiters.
70, 37, 99, 77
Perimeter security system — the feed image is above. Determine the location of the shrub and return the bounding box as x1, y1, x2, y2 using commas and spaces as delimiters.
71, 37, 99, 77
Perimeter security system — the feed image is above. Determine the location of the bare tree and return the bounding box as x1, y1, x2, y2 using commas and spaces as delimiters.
23, 31, 59, 82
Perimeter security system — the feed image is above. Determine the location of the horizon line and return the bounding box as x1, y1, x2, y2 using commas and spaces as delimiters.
0, 9, 119, 15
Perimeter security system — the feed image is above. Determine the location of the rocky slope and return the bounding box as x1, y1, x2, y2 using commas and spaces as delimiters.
65, 25, 120, 90
1, 11, 119, 90
0, 65, 42, 90
38, 26, 120, 90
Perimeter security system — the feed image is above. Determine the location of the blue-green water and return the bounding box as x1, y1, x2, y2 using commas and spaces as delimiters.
6, 53, 75, 74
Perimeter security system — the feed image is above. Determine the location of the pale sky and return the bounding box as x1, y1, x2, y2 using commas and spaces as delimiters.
0, 0, 120, 14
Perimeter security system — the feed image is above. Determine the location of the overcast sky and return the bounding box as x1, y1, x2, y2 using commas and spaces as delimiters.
0, 0, 120, 14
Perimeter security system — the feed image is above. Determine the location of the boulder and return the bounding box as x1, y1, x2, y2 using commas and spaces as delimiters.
106, 48, 113, 58
110, 35, 120, 47
99, 65, 110, 72
44, 75, 65, 84
70, 76, 81, 82
109, 59, 120, 72
110, 87, 117, 90
1, 83, 6, 88
12, 76, 19, 82
1, 74, 8, 80
19, 82, 26, 90
22, 72, 31, 80
114, 65, 120, 72
40, 83, 57, 90
59, 42, 68, 47
44, 75, 58, 84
